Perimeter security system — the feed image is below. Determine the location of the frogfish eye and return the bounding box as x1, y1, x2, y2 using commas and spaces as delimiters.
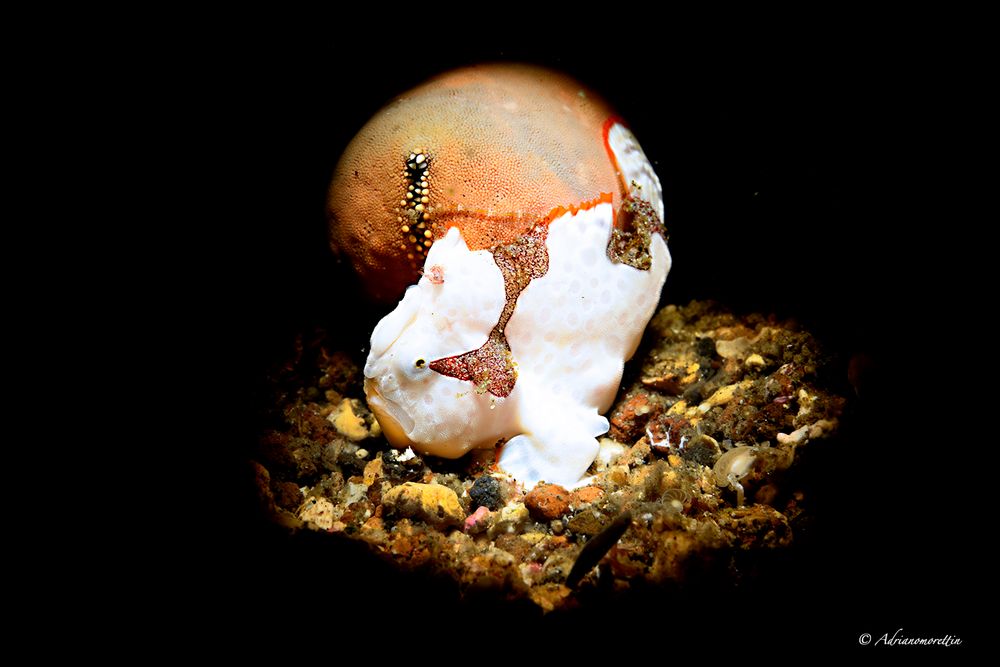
414, 358, 426, 369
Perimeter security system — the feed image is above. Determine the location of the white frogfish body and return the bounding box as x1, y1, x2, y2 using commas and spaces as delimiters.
364, 123, 671, 488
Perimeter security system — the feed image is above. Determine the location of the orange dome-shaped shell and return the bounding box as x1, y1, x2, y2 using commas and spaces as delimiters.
328, 64, 629, 302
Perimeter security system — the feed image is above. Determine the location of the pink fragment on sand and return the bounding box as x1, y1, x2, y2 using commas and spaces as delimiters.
464, 505, 490, 532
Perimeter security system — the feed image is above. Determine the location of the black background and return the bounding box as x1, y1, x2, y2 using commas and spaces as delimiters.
184, 23, 971, 654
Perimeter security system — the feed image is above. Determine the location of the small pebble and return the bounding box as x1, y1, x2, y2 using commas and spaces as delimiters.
777, 426, 808, 446
716, 337, 751, 359
464, 506, 490, 533
469, 475, 503, 510
273, 481, 303, 511
299, 497, 336, 530
363, 456, 382, 486
489, 503, 529, 537
570, 486, 604, 506
525, 483, 571, 521
383, 482, 465, 529
567, 509, 609, 536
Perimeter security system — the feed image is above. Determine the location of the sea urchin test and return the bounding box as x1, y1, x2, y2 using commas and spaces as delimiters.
328, 64, 671, 487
